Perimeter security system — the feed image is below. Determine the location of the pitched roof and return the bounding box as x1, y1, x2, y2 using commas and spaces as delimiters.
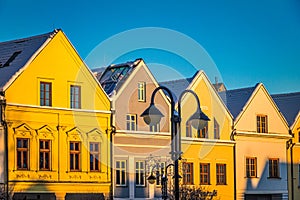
271, 92, 300, 126
0, 30, 58, 91
97, 58, 142, 96
159, 73, 197, 102
219, 84, 258, 119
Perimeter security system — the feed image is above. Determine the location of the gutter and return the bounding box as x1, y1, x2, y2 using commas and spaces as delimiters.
230, 128, 237, 200
287, 130, 295, 200
109, 105, 116, 200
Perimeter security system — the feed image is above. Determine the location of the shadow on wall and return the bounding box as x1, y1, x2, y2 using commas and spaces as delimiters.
11, 183, 105, 200
12, 183, 54, 200
245, 160, 288, 199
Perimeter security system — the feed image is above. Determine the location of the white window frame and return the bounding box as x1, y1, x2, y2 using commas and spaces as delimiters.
138, 82, 146, 102
126, 114, 137, 131
116, 160, 126, 186
135, 161, 145, 186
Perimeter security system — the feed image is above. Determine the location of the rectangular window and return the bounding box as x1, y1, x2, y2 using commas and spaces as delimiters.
70, 141, 81, 171
138, 82, 146, 102
298, 131, 300, 143
214, 118, 220, 139
156, 162, 165, 185
90, 142, 100, 171
39, 140, 51, 170
197, 125, 208, 138
183, 162, 194, 185
257, 115, 268, 133
150, 123, 160, 132
70, 85, 81, 109
186, 123, 192, 137
200, 163, 210, 185
135, 161, 145, 186
40, 82, 52, 106
17, 138, 29, 170
116, 160, 126, 186
216, 164, 226, 185
126, 114, 137, 131
246, 157, 257, 178
269, 158, 279, 178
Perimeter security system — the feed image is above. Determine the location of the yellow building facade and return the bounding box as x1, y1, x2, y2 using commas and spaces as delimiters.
0, 30, 111, 200
163, 71, 235, 199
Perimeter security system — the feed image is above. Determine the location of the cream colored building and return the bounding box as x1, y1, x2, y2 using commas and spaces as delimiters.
220, 83, 290, 200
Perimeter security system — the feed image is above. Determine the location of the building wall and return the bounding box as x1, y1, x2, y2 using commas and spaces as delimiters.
0, 125, 4, 184
4, 31, 111, 199
288, 117, 300, 200
234, 86, 289, 200
113, 62, 171, 199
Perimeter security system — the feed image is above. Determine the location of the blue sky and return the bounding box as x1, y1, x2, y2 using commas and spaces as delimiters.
0, 0, 299, 94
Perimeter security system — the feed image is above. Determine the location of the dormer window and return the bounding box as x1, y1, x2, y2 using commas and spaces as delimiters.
257, 115, 268, 133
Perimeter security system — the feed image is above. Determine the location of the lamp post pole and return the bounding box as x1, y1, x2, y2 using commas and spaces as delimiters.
141, 86, 209, 200
144, 86, 180, 200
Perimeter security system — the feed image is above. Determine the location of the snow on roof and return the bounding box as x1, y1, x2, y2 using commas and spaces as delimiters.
219, 85, 257, 119
271, 92, 300, 126
0, 30, 57, 91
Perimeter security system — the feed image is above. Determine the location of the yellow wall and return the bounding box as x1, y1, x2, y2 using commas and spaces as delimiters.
4, 30, 111, 199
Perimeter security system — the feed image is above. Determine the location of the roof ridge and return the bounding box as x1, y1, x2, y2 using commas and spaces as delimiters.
0, 29, 58, 45
271, 91, 300, 97
224, 84, 258, 93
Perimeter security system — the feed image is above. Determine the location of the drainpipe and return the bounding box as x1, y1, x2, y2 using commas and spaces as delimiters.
109, 103, 116, 200
0, 93, 8, 199
287, 130, 295, 200
230, 128, 237, 200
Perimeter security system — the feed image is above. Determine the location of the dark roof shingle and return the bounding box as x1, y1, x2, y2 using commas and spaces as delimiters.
0, 30, 57, 91
219, 84, 258, 119
271, 92, 300, 126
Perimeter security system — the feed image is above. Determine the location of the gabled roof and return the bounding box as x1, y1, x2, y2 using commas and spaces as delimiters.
159, 72, 197, 102
271, 92, 300, 126
219, 84, 257, 119
0, 30, 58, 91
97, 59, 142, 96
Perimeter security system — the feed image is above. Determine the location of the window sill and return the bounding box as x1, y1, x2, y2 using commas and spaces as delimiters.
116, 185, 127, 187
244, 176, 259, 179
267, 177, 281, 179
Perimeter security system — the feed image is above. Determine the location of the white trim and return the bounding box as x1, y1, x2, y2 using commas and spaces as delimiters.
59, 30, 111, 102
3, 33, 54, 92
291, 111, 300, 131
234, 83, 289, 130
115, 130, 170, 136
182, 137, 235, 145
183, 70, 233, 120
244, 190, 288, 195
7, 102, 111, 114
235, 131, 292, 139
115, 143, 169, 149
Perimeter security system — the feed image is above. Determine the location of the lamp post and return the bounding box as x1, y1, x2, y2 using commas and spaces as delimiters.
141, 86, 209, 200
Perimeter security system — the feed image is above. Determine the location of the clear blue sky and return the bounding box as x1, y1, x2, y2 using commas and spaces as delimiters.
0, 0, 299, 94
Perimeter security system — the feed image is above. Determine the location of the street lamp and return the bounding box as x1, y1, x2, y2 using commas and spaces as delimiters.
141, 86, 209, 200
